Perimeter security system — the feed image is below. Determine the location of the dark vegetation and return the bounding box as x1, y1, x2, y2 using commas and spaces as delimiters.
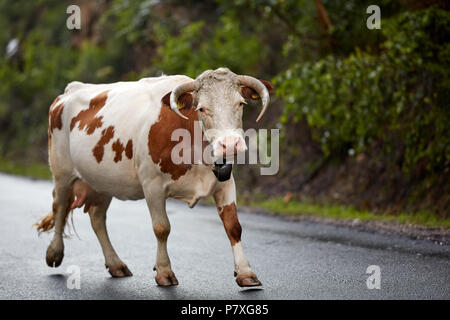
0, 0, 448, 218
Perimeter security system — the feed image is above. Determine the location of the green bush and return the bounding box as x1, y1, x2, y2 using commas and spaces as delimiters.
275, 7, 450, 173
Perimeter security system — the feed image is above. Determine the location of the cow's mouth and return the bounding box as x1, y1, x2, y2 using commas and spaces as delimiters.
212, 158, 232, 182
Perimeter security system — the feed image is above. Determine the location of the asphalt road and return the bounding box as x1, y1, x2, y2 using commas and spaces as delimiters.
0, 173, 449, 300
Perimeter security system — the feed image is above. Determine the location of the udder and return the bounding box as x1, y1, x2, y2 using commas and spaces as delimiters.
71, 179, 106, 212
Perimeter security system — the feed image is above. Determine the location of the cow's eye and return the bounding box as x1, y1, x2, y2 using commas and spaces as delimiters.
198, 107, 204, 112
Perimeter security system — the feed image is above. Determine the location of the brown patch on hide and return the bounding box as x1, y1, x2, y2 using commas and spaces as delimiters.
112, 139, 125, 162
111, 139, 133, 162
48, 97, 62, 152
148, 94, 204, 180
125, 139, 133, 159
218, 202, 241, 246
49, 103, 64, 133
70, 91, 109, 134
93, 126, 115, 163
50, 97, 61, 108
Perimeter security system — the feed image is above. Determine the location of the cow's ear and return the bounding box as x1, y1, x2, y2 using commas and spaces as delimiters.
161, 92, 194, 109
241, 80, 275, 100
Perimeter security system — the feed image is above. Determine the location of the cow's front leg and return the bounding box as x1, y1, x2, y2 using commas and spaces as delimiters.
214, 177, 261, 287
143, 184, 178, 286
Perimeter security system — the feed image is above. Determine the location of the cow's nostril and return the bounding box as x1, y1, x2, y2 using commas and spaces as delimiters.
218, 137, 244, 155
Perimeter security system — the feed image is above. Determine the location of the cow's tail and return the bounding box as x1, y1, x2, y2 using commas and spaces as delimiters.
35, 212, 55, 233
35, 189, 76, 237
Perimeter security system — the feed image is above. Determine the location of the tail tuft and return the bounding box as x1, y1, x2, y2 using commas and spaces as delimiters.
35, 187, 76, 236
35, 213, 55, 234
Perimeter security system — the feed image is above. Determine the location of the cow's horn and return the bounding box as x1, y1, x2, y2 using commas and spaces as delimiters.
238, 75, 270, 122
170, 81, 196, 120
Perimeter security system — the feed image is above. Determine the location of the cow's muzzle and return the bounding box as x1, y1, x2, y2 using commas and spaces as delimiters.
212, 158, 232, 182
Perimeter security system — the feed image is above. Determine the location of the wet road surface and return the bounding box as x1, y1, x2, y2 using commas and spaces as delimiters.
0, 173, 449, 299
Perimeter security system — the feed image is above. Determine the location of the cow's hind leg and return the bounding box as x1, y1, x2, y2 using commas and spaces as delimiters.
144, 185, 178, 286
88, 196, 132, 277
46, 177, 73, 267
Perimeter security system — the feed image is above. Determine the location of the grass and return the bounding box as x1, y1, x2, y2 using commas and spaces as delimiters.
248, 197, 450, 228
0, 158, 52, 180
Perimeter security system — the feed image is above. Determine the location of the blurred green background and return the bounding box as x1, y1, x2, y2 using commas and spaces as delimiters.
0, 0, 449, 223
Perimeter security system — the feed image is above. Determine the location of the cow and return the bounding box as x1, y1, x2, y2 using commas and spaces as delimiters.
36, 67, 274, 287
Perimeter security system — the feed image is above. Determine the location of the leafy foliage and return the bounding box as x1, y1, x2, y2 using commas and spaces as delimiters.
152, 13, 262, 77
275, 7, 450, 172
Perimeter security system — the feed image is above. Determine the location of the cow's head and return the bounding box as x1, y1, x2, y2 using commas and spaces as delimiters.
167, 68, 274, 165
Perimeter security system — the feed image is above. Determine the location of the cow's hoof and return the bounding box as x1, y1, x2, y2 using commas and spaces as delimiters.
107, 263, 133, 278
155, 271, 179, 286
46, 246, 64, 268
236, 272, 262, 287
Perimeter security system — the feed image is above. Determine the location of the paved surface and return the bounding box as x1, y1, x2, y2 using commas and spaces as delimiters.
0, 173, 449, 299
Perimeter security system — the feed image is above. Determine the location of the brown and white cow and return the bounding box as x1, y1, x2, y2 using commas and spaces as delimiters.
36, 68, 274, 287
